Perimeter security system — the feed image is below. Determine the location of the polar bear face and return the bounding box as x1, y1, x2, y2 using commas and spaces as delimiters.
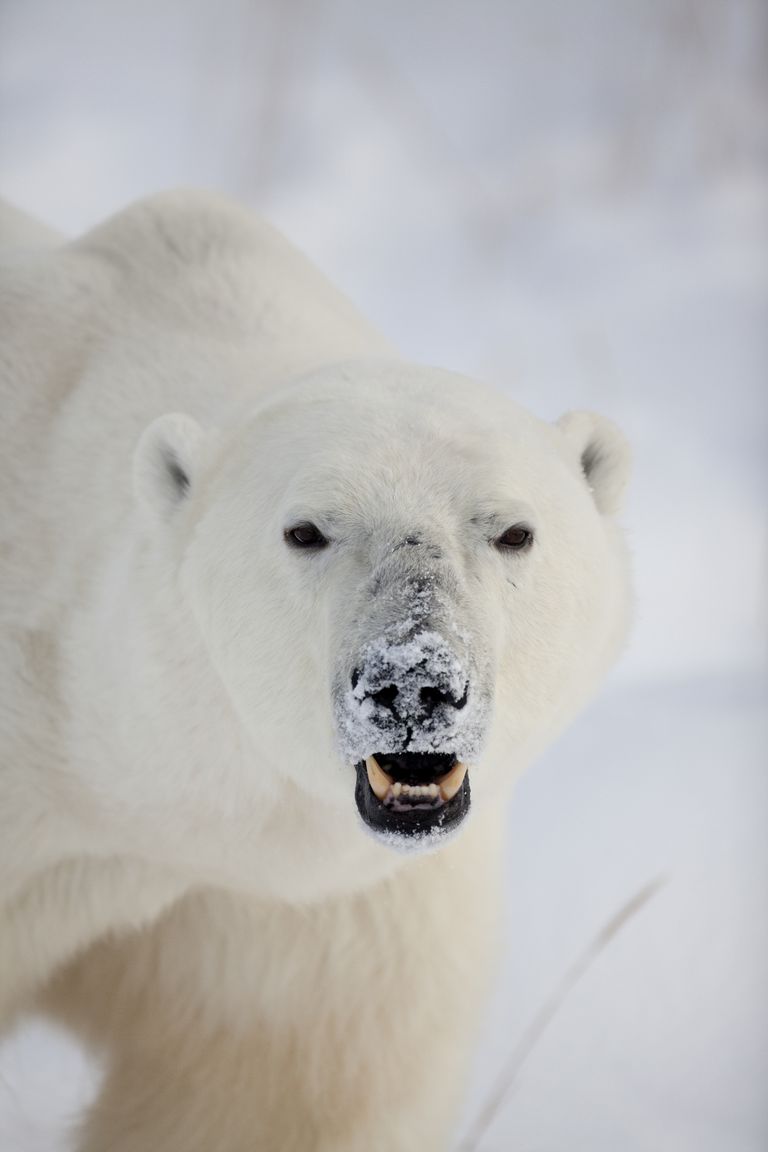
134, 362, 631, 857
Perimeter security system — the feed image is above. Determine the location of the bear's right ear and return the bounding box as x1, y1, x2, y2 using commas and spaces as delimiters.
133, 413, 208, 523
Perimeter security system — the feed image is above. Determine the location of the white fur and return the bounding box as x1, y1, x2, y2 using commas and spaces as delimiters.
0, 191, 631, 1151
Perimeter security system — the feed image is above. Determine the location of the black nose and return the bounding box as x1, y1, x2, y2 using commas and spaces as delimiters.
419, 681, 468, 715
349, 667, 469, 719
369, 682, 399, 712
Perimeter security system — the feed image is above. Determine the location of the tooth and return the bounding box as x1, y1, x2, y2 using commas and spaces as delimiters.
393, 782, 402, 797
365, 756, 393, 801
439, 761, 468, 801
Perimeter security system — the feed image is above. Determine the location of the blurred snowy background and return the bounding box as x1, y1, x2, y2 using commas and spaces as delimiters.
0, 0, 766, 1149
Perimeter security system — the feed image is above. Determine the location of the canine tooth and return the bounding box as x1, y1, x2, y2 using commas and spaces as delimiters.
365, 756, 393, 801
439, 761, 468, 801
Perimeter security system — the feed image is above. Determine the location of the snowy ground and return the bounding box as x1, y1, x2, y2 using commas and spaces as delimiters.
1, 1, 766, 1149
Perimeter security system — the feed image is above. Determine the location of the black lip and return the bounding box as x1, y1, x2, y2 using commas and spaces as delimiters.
354, 758, 471, 841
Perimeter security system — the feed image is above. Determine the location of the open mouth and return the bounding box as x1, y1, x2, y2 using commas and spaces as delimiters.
354, 751, 471, 844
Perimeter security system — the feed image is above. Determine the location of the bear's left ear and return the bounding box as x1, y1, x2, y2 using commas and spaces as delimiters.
556, 410, 631, 515
133, 412, 209, 523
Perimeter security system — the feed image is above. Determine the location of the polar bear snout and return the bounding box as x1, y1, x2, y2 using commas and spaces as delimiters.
332, 623, 484, 848
341, 631, 478, 848
335, 617, 490, 764
349, 632, 471, 742
349, 657, 469, 724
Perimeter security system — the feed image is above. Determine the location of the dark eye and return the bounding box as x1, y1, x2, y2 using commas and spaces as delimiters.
494, 524, 534, 551
285, 522, 329, 550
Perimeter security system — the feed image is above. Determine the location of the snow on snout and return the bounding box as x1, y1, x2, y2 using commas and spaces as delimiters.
355, 630, 466, 714
337, 629, 489, 763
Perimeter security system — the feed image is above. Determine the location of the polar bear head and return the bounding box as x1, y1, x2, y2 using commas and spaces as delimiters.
133, 360, 630, 866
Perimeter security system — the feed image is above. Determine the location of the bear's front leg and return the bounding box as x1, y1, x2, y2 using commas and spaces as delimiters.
48, 825, 502, 1152
70, 1009, 473, 1152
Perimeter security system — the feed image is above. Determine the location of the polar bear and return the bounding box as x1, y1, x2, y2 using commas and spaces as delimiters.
0, 191, 631, 1151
